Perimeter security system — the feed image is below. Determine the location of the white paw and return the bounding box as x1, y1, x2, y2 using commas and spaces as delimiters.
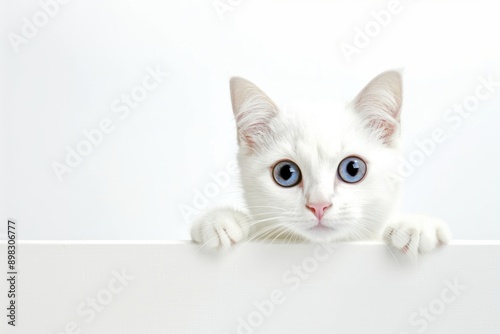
190, 208, 250, 250
384, 215, 451, 254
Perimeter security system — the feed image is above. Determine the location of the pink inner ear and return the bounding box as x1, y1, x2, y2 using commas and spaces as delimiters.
238, 117, 273, 150
369, 118, 398, 145
244, 135, 254, 148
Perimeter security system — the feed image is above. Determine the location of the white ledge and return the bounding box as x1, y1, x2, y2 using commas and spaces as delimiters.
1, 241, 499, 333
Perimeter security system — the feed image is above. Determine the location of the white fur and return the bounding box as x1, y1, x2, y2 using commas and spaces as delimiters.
191, 71, 451, 254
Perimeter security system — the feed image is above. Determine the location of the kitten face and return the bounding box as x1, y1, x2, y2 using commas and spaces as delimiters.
231, 71, 403, 243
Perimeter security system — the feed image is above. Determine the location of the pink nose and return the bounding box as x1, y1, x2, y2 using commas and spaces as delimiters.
306, 202, 332, 220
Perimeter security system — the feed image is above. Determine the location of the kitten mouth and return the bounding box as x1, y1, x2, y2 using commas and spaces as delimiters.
309, 224, 334, 232
302, 223, 338, 242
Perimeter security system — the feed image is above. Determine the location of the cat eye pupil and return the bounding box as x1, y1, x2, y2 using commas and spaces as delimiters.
346, 161, 359, 177
280, 165, 293, 180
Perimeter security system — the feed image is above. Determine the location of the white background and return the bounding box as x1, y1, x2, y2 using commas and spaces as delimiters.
1, 0, 499, 240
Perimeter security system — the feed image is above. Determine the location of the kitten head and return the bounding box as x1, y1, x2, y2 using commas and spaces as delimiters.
230, 71, 402, 242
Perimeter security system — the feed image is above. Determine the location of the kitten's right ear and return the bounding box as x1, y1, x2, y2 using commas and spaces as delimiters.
230, 77, 279, 151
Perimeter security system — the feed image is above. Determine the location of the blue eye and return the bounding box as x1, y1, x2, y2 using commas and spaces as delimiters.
338, 156, 367, 183
273, 160, 302, 187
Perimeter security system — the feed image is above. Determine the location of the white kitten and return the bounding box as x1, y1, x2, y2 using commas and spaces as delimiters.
191, 70, 451, 254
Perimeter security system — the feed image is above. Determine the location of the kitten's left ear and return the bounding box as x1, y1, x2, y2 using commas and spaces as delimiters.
353, 70, 402, 146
